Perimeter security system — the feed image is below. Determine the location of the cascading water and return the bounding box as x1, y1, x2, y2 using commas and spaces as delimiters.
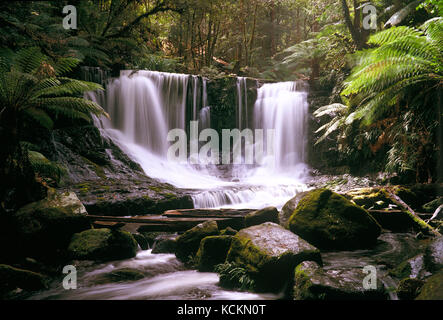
89, 70, 309, 209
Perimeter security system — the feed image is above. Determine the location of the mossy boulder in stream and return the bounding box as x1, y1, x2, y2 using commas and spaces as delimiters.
226, 222, 322, 293
293, 261, 388, 300
0, 264, 48, 297
288, 189, 381, 250
13, 191, 91, 259
195, 235, 233, 272
396, 278, 425, 300
68, 228, 138, 262
280, 191, 309, 228
415, 271, 443, 300
244, 207, 279, 227
175, 221, 219, 262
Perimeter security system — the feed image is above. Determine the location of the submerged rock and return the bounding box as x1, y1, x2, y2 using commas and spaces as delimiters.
288, 189, 381, 250
93, 268, 145, 284
68, 228, 138, 262
175, 221, 219, 262
195, 236, 233, 272
293, 261, 388, 300
13, 191, 91, 259
415, 271, 443, 300
244, 207, 279, 228
226, 222, 322, 293
0, 264, 48, 297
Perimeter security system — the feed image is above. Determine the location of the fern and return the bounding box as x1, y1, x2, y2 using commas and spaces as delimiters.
215, 262, 256, 291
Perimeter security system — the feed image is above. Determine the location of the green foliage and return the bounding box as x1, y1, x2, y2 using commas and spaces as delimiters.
214, 261, 256, 291
315, 18, 443, 181
0, 47, 108, 133
27, 150, 66, 183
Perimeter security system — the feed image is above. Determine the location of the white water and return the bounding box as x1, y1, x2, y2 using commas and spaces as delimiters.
89, 70, 310, 209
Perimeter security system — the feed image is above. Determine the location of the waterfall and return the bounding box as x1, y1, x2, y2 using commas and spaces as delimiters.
254, 81, 308, 169
88, 70, 309, 209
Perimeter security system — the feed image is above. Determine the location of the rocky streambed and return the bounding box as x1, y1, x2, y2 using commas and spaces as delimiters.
1, 184, 442, 300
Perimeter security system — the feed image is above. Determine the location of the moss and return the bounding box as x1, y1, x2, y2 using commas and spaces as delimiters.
68, 228, 138, 261
397, 278, 425, 300
0, 264, 48, 296
175, 221, 219, 262
195, 235, 233, 272
80, 156, 106, 179
389, 260, 412, 279
415, 271, 443, 300
288, 189, 381, 250
28, 150, 66, 183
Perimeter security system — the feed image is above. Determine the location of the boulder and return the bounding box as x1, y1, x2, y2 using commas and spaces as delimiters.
220, 227, 237, 236
151, 234, 178, 254
195, 236, 233, 272
288, 189, 381, 250
415, 271, 443, 300
226, 222, 322, 293
133, 233, 149, 250
68, 228, 138, 261
397, 278, 425, 300
280, 191, 309, 228
175, 221, 219, 262
388, 254, 430, 280
293, 261, 388, 300
244, 207, 279, 228
424, 236, 443, 272
13, 191, 91, 259
0, 264, 47, 297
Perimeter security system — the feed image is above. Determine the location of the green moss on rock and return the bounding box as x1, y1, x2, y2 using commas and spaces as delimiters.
415, 271, 443, 300
288, 189, 381, 250
244, 207, 279, 227
397, 278, 425, 300
195, 235, 233, 272
226, 222, 322, 293
175, 221, 219, 262
68, 228, 138, 262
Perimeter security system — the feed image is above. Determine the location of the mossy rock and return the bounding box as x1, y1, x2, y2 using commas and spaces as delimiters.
68, 228, 138, 262
415, 271, 443, 300
226, 222, 322, 293
28, 150, 66, 184
288, 189, 381, 250
422, 197, 443, 213
93, 268, 145, 284
220, 227, 238, 236
345, 188, 391, 210
389, 254, 428, 280
133, 233, 149, 250
0, 264, 48, 297
195, 236, 233, 272
244, 207, 279, 228
152, 234, 178, 254
13, 191, 91, 259
397, 278, 425, 300
175, 221, 219, 262
280, 191, 309, 228
293, 261, 388, 300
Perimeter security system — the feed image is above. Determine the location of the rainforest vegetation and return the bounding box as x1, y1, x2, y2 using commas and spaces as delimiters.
0, 0, 442, 303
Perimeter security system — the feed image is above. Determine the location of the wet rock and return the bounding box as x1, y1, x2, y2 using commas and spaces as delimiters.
244, 207, 279, 228
288, 189, 381, 250
389, 254, 430, 280
424, 236, 443, 272
280, 191, 309, 228
68, 228, 138, 262
415, 271, 443, 300
152, 234, 178, 254
13, 191, 91, 260
195, 236, 233, 272
0, 264, 48, 297
397, 278, 425, 300
132, 233, 149, 250
293, 261, 388, 300
93, 268, 145, 284
175, 221, 219, 262
226, 222, 322, 293
220, 227, 237, 236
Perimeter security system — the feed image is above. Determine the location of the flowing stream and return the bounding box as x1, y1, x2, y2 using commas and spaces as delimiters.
30, 70, 409, 300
